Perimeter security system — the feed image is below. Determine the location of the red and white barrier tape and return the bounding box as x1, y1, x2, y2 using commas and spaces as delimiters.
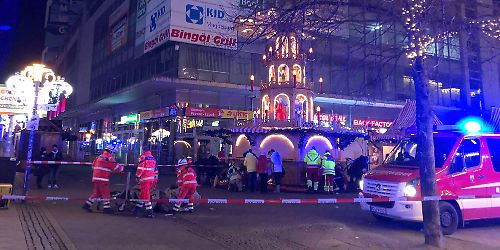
3, 195, 500, 204
26, 161, 223, 168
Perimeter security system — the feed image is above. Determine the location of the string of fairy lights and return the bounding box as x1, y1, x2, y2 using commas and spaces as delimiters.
470, 18, 500, 41
402, 0, 498, 60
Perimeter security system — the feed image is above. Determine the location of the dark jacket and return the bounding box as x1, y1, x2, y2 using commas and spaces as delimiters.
48, 150, 63, 167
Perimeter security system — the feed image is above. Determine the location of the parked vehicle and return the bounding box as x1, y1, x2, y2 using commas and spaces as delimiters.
360, 132, 500, 235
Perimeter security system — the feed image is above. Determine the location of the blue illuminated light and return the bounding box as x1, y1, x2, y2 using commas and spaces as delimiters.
464, 121, 481, 133
0, 25, 12, 31
457, 117, 489, 134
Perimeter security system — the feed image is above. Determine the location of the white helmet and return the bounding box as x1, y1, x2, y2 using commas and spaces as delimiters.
105, 145, 115, 152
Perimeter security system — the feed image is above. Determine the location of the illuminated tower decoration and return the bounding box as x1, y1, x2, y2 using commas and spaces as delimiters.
260, 32, 314, 124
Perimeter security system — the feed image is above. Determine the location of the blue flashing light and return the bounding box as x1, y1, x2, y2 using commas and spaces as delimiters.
464, 121, 481, 133
457, 117, 489, 135
0, 25, 11, 31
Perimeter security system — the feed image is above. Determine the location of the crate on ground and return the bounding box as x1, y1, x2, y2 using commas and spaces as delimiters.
0, 183, 13, 208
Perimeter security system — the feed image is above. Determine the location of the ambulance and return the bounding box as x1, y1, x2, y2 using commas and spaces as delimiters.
360, 127, 500, 235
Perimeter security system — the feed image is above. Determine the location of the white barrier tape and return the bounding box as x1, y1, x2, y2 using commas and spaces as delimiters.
317, 198, 338, 204
244, 199, 265, 204
3, 195, 498, 204
458, 195, 476, 200
423, 196, 441, 201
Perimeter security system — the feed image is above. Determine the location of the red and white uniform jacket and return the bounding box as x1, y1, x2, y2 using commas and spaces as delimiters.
177, 158, 188, 186
92, 151, 122, 182
136, 151, 157, 182
178, 167, 197, 186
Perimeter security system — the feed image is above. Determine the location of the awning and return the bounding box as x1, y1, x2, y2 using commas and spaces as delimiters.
231, 125, 271, 133
372, 100, 443, 141
490, 107, 500, 131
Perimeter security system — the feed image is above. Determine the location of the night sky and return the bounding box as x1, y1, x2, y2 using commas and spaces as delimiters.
0, 0, 47, 82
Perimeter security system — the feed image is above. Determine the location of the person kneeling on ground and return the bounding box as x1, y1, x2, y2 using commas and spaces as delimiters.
173, 161, 198, 213
82, 145, 123, 214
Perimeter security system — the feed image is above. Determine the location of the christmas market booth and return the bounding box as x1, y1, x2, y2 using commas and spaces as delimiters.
370, 100, 444, 167
206, 31, 367, 185
222, 124, 367, 185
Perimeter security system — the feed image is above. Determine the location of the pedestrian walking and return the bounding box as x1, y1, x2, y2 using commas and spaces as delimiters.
36, 147, 49, 189
257, 152, 269, 193
243, 149, 258, 192
173, 159, 197, 213
133, 150, 157, 218
304, 146, 321, 192
321, 151, 337, 193
269, 149, 283, 193
48, 144, 62, 188
82, 145, 123, 214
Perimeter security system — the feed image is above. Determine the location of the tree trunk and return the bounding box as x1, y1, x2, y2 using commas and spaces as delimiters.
413, 56, 443, 248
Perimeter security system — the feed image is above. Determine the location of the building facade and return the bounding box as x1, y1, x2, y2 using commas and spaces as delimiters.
43, 0, 500, 163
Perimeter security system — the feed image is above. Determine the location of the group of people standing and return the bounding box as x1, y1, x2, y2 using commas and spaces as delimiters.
36, 145, 63, 189
242, 148, 283, 193
304, 146, 338, 193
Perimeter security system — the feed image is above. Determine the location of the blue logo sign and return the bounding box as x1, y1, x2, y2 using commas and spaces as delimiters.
150, 5, 167, 32
186, 4, 204, 25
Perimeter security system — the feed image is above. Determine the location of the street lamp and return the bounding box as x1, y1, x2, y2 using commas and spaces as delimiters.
316, 106, 321, 126
319, 77, 324, 93
250, 74, 255, 92
249, 74, 256, 111
6, 64, 72, 195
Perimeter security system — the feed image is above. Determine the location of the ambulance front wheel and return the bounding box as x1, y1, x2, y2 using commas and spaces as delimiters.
439, 202, 459, 235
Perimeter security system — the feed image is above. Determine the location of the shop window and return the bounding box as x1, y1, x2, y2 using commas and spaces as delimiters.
448, 138, 480, 174
487, 139, 500, 172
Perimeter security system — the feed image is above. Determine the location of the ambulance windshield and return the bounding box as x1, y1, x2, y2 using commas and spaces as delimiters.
385, 137, 457, 168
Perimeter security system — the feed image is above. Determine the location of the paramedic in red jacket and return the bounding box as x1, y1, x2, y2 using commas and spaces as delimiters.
82, 146, 123, 214
174, 162, 197, 213
133, 151, 157, 218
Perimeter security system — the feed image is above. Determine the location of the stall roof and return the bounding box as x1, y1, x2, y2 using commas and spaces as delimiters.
373, 100, 443, 141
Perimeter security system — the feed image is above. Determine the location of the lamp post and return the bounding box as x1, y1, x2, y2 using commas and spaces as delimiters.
249, 74, 256, 111
316, 106, 321, 126
319, 77, 324, 93
6, 64, 72, 195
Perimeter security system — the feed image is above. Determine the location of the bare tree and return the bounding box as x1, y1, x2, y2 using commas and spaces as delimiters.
235, 0, 499, 247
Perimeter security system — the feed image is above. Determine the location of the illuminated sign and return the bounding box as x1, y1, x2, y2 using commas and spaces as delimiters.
185, 107, 221, 118
120, 114, 138, 124
221, 109, 253, 120
317, 114, 347, 123
353, 119, 392, 128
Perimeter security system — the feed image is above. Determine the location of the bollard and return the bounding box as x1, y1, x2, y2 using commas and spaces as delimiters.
125, 172, 131, 200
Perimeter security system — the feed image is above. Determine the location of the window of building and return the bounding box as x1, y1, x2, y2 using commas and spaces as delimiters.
425, 37, 460, 61
448, 138, 481, 174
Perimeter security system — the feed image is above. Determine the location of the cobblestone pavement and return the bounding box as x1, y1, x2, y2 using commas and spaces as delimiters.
11, 165, 500, 249
17, 203, 74, 250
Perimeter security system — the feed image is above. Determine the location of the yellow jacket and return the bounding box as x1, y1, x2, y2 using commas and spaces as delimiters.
304, 149, 320, 166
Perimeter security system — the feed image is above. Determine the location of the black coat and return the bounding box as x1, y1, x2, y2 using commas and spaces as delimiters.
48, 151, 63, 167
